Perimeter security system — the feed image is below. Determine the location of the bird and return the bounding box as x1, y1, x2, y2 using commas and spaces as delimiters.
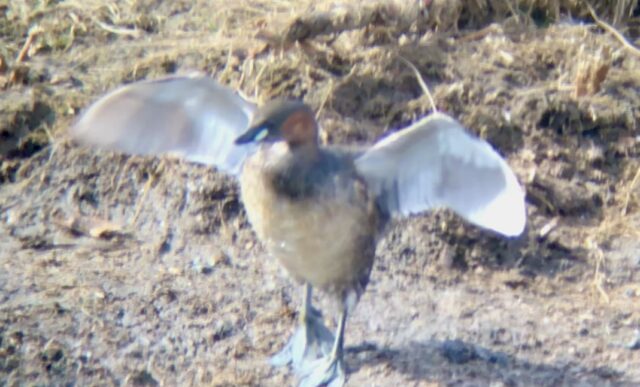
71, 74, 526, 387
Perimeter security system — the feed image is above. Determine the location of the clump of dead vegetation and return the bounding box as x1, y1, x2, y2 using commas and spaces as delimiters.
425, 0, 638, 31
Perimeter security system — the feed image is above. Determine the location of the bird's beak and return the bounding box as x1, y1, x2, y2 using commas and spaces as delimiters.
234, 125, 270, 145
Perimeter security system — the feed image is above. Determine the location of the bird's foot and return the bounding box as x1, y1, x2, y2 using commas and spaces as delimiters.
270, 306, 334, 371
299, 354, 346, 387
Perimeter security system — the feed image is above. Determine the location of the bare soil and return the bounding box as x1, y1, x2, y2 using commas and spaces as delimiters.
1, 1, 639, 386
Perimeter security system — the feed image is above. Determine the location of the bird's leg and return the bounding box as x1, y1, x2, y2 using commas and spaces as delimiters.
271, 284, 334, 371
299, 307, 348, 387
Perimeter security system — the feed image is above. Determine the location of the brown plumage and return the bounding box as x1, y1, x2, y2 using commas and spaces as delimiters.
239, 102, 384, 303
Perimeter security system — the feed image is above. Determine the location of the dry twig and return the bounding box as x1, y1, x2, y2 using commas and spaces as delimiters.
622, 165, 640, 216
586, 2, 640, 57
399, 56, 437, 112
15, 25, 44, 64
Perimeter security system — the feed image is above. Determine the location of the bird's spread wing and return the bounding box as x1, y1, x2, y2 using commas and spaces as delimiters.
354, 112, 526, 236
70, 75, 257, 175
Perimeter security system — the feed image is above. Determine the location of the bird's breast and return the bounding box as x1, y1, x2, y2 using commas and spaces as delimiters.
239, 147, 380, 293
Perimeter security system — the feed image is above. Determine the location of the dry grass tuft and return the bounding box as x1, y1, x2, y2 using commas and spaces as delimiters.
574, 46, 611, 98
425, 0, 639, 31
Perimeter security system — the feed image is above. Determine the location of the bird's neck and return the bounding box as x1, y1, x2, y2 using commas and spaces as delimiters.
267, 144, 332, 200
286, 141, 320, 165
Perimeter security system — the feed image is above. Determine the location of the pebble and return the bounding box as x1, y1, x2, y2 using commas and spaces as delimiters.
627, 330, 640, 351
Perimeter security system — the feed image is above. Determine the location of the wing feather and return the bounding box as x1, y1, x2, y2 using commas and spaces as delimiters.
70, 75, 256, 174
355, 112, 526, 236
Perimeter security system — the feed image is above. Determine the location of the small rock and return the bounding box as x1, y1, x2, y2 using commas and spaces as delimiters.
191, 250, 230, 275
627, 330, 640, 351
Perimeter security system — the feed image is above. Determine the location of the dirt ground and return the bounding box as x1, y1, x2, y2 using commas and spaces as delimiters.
1, 1, 640, 386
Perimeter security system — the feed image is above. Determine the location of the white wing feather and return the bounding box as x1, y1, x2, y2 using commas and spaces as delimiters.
71, 76, 256, 174
355, 112, 526, 236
